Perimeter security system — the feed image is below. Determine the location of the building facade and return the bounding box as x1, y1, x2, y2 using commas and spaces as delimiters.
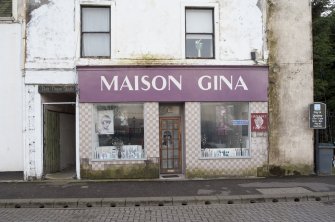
21, 0, 313, 180
0, 0, 24, 172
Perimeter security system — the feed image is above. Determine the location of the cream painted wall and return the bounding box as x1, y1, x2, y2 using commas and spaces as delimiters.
0, 24, 23, 171
267, 0, 314, 170
25, 0, 265, 72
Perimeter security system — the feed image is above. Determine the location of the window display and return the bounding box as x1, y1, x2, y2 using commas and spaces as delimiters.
201, 102, 250, 158
93, 104, 145, 160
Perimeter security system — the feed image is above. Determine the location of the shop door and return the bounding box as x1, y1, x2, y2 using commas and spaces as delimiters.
159, 117, 182, 174
43, 109, 60, 174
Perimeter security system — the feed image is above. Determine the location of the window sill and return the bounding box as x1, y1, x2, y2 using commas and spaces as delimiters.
0, 17, 15, 22
186, 57, 215, 60
91, 158, 147, 162
199, 156, 251, 160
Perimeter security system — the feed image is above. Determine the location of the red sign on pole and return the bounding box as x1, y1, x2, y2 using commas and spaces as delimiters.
251, 113, 268, 132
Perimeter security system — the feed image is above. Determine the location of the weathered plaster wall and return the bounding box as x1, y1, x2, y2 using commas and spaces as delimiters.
25, 0, 265, 69
24, 0, 76, 178
267, 0, 314, 174
114, 0, 263, 62
0, 24, 23, 171
26, 0, 76, 68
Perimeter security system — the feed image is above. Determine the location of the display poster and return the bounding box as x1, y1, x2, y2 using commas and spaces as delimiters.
251, 113, 268, 132
96, 110, 114, 134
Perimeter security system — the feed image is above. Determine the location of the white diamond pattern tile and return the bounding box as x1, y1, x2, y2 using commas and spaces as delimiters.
250, 102, 268, 113
144, 102, 159, 159
184, 102, 268, 176
79, 103, 93, 160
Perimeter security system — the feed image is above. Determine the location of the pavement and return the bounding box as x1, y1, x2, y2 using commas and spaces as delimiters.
1, 172, 335, 208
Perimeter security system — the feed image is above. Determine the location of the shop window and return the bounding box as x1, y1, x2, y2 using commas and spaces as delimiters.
0, 0, 12, 17
81, 6, 111, 57
93, 104, 144, 160
200, 102, 250, 158
185, 8, 214, 59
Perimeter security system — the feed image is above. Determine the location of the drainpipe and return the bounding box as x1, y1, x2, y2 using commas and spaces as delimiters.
75, 83, 81, 179
20, 0, 28, 180
20, 0, 26, 76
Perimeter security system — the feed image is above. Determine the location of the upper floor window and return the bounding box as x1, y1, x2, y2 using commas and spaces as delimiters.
185, 8, 214, 59
81, 6, 111, 57
0, 0, 12, 17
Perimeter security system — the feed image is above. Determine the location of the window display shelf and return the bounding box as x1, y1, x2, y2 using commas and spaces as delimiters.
93, 145, 145, 160
201, 148, 250, 158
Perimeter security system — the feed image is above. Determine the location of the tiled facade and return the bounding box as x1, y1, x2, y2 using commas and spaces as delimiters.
80, 101, 268, 177
184, 102, 268, 177
79, 103, 160, 172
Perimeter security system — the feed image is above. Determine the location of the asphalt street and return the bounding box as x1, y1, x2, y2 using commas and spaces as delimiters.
1, 176, 335, 199
1, 175, 335, 212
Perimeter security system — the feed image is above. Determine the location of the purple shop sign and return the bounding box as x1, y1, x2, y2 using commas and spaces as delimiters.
77, 66, 268, 102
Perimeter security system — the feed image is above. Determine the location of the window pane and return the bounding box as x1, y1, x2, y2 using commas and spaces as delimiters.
82, 7, 110, 32
82, 33, 110, 57
174, 150, 179, 158
0, 0, 12, 17
186, 34, 213, 58
93, 104, 145, 160
201, 103, 250, 158
186, 9, 213, 33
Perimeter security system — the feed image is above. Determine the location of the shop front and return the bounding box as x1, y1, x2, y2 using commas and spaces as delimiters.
77, 66, 268, 179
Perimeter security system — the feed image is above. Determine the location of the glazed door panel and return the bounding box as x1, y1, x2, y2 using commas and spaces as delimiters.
159, 117, 182, 174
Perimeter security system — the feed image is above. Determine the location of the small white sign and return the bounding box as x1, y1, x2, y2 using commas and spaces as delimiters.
314, 104, 321, 111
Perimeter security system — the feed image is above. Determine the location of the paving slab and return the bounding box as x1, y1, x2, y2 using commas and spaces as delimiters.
53, 198, 79, 208
146, 196, 173, 206
195, 195, 220, 205
5, 199, 31, 208
29, 199, 54, 208
172, 196, 197, 205
125, 197, 149, 207
217, 195, 242, 204
101, 198, 126, 207
78, 198, 102, 208
256, 187, 313, 195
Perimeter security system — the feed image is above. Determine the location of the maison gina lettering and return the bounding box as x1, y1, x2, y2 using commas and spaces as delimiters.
100, 75, 248, 92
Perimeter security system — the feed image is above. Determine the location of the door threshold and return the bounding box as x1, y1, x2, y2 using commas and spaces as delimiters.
44, 169, 76, 180
160, 174, 185, 179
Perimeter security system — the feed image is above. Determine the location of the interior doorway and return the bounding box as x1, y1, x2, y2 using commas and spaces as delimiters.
43, 103, 76, 179
39, 86, 77, 180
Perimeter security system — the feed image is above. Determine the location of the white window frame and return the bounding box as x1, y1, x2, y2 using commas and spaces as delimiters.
0, 0, 17, 22
76, 0, 116, 60
80, 6, 111, 58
